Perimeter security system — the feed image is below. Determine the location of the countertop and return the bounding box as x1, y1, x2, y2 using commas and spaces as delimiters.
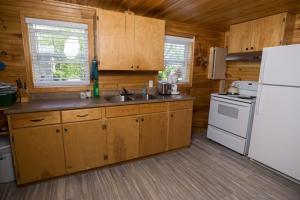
4, 95, 194, 115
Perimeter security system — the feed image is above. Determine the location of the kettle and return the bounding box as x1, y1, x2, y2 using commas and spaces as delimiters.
158, 81, 172, 95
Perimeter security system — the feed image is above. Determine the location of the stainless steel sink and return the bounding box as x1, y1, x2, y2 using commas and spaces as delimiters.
132, 94, 160, 101
104, 95, 134, 102
104, 94, 160, 102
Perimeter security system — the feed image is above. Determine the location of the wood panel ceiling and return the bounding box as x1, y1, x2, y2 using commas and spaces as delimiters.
56, 0, 300, 31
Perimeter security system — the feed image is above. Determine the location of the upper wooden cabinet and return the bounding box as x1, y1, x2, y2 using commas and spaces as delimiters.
134, 15, 165, 71
97, 9, 134, 70
97, 9, 165, 71
228, 13, 295, 53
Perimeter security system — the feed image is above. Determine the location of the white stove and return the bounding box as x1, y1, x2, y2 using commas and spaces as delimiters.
207, 81, 258, 155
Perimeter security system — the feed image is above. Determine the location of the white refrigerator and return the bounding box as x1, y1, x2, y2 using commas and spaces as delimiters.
249, 44, 300, 181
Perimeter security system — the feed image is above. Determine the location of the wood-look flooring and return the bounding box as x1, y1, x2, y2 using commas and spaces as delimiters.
1, 133, 299, 200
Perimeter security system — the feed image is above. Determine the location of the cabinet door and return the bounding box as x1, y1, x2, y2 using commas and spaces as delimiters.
134, 15, 165, 71
139, 113, 168, 156
106, 116, 139, 163
251, 13, 286, 51
228, 21, 252, 53
168, 109, 192, 150
63, 120, 106, 173
13, 125, 65, 184
98, 9, 134, 70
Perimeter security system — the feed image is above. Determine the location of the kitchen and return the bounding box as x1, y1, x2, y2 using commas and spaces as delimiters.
0, 0, 300, 199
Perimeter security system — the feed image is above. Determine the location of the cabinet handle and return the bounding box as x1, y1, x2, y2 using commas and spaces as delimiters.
141, 118, 144, 122
136, 65, 139, 69
250, 47, 254, 50
56, 129, 60, 133
76, 114, 88, 118
131, 65, 134, 69
102, 124, 107, 130
136, 119, 139, 122
64, 128, 68, 132
245, 48, 249, 51
30, 118, 44, 122
170, 114, 174, 118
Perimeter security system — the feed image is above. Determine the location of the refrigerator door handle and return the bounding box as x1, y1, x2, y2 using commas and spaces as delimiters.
259, 50, 268, 84
256, 85, 263, 115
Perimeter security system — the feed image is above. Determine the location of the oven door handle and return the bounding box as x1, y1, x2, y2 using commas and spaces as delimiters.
212, 99, 249, 108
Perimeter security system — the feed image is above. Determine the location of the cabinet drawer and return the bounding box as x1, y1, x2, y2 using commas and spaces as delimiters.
169, 100, 193, 111
105, 105, 139, 118
62, 108, 102, 123
139, 103, 167, 114
11, 111, 61, 128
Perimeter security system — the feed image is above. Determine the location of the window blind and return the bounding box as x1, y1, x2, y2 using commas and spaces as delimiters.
164, 36, 194, 83
26, 18, 90, 87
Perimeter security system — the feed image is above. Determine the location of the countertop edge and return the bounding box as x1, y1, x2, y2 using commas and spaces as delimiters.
4, 96, 195, 115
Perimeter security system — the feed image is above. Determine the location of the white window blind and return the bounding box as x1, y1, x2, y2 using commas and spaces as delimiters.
26, 18, 90, 87
162, 35, 194, 83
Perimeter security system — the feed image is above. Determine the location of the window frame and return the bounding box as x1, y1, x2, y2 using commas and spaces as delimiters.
21, 12, 94, 93
163, 35, 195, 87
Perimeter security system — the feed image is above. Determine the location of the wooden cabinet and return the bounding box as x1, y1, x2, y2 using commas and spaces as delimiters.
61, 108, 102, 123
8, 100, 193, 184
97, 9, 165, 71
229, 21, 252, 53
139, 113, 168, 156
97, 9, 134, 70
134, 15, 165, 70
106, 116, 140, 163
168, 109, 193, 150
228, 13, 295, 53
12, 125, 65, 184
62, 120, 107, 173
11, 111, 61, 128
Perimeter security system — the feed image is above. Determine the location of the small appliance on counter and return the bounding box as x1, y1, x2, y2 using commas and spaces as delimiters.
207, 80, 258, 155
158, 81, 171, 95
167, 72, 180, 95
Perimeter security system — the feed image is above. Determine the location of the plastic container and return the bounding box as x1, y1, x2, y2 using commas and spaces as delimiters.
0, 91, 17, 107
0, 134, 15, 183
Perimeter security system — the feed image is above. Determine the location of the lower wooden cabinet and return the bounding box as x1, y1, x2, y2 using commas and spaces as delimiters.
12, 125, 66, 184
106, 116, 140, 163
139, 113, 168, 156
62, 120, 107, 173
168, 109, 193, 150
9, 100, 193, 184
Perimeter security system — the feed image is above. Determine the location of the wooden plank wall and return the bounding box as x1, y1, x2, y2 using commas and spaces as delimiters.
0, 0, 96, 84
165, 21, 224, 127
0, 0, 157, 93
225, 13, 300, 88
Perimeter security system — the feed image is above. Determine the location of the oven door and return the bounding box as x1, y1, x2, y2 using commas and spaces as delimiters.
208, 96, 251, 138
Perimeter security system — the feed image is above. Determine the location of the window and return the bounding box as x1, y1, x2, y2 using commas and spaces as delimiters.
26, 18, 90, 87
159, 35, 194, 84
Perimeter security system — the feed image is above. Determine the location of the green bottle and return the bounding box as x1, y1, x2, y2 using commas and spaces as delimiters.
93, 79, 99, 98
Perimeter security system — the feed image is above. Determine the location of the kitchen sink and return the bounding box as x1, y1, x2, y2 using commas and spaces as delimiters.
132, 94, 159, 100
104, 95, 134, 102
104, 94, 160, 102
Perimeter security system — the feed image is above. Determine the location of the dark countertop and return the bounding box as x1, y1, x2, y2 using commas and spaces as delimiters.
4, 95, 194, 115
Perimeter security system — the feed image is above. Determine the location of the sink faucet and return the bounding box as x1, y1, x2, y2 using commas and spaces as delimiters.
120, 87, 130, 96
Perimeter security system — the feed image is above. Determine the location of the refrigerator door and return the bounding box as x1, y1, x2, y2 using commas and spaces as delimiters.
249, 84, 300, 181
259, 45, 300, 87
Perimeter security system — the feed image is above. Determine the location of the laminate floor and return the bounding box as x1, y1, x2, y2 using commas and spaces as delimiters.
1, 133, 299, 200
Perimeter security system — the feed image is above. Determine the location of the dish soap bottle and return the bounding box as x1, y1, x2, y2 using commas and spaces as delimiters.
91, 58, 99, 98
